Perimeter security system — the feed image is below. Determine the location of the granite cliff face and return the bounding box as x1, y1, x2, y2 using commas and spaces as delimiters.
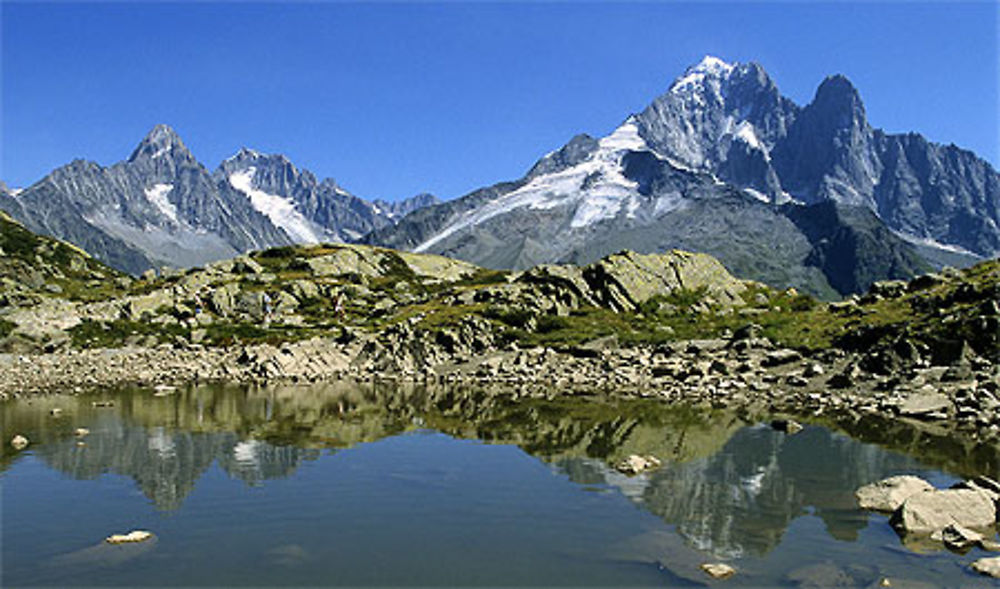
367, 57, 996, 297
0, 126, 437, 274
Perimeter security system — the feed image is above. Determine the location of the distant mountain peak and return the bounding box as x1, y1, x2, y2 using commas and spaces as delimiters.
670, 55, 737, 93
814, 74, 863, 106
128, 124, 192, 163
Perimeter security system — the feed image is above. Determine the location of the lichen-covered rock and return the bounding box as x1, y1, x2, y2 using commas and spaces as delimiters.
305, 246, 384, 278
856, 475, 934, 512
121, 290, 174, 321
517, 264, 596, 307
583, 250, 747, 312
396, 250, 477, 281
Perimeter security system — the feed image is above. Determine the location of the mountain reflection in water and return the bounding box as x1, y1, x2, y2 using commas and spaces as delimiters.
3, 382, 999, 563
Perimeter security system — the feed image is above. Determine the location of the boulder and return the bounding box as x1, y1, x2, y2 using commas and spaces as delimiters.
898, 392, 951, 419
952, 476, 1000, 502
762, 349, 802, 367
10, 434, 28, 449
121, 290, 174, 321
856, 475, 934, 512
771, 419, 804, 435
583, 250, 747, 312
971, 556, 1000, 578
700, 563, 735, 579
305, 247, 384, 278
105, 530, 153, 544
890, 488, 996, 535
615, 454, 661, 476
209, 282, 240, 317
517, 264, 596, 308
940, 523, 984, 551
396, 250, 477, 281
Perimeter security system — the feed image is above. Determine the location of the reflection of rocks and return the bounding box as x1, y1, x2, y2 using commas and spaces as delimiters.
3, 381, 1000, 560
563, 425, 923, 559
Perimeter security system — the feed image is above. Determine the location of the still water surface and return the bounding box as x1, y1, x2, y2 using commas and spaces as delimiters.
3, 383, 999, 587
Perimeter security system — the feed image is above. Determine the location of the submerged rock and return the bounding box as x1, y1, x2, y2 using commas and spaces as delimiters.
855, 475, 934, 512
700, 562, 735, 579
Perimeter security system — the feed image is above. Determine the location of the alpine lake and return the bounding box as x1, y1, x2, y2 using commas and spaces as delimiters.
4, 383, 1000, 587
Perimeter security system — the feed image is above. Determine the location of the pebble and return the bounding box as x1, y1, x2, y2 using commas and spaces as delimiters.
105, 530, 154, 544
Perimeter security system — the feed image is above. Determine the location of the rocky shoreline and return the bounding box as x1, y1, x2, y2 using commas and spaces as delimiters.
4, 321, 997, 446
3, 242, 997, 454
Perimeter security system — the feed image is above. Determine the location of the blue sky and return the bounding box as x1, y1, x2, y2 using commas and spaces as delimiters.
3, 2, 997, 201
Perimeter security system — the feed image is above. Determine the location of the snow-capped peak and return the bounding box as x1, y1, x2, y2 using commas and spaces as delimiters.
414, 117, 654, 252
670, 55, 736, 94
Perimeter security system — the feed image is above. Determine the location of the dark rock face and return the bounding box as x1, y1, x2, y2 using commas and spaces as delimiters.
1, 126, 437, 274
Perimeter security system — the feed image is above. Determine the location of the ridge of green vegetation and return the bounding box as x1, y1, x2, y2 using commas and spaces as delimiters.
2, 234, 996, 360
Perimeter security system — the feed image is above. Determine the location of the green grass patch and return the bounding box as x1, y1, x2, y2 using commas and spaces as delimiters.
68, 319, 188, 349
202, 322, 315, 347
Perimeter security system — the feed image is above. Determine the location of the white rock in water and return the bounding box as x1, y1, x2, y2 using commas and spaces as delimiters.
972, 556, 1000, 578
891, 489, 996, 534
615, 454, 661, 475
10, 435, 28, 450
701, 562, 736, 579
105, 530, 154, 544
856, 475, 934, 512
74, 428, 90, 437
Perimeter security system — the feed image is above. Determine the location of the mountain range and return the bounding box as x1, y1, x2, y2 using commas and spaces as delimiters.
365, 56, 998, 297
3, 56, 997, 297
0, 126, 437, 274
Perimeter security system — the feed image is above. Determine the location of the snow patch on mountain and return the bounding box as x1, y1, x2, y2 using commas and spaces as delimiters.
896, 232, 982, 257
733, 121, 762, 151
228, 168, 321, 243
144, 183, 178, 224
414, 119, 650, 252
670, 55, 735, 97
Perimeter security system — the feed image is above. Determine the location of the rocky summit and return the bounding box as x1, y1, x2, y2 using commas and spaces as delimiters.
367, 56, 996, 297
0, 125, 438, 275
